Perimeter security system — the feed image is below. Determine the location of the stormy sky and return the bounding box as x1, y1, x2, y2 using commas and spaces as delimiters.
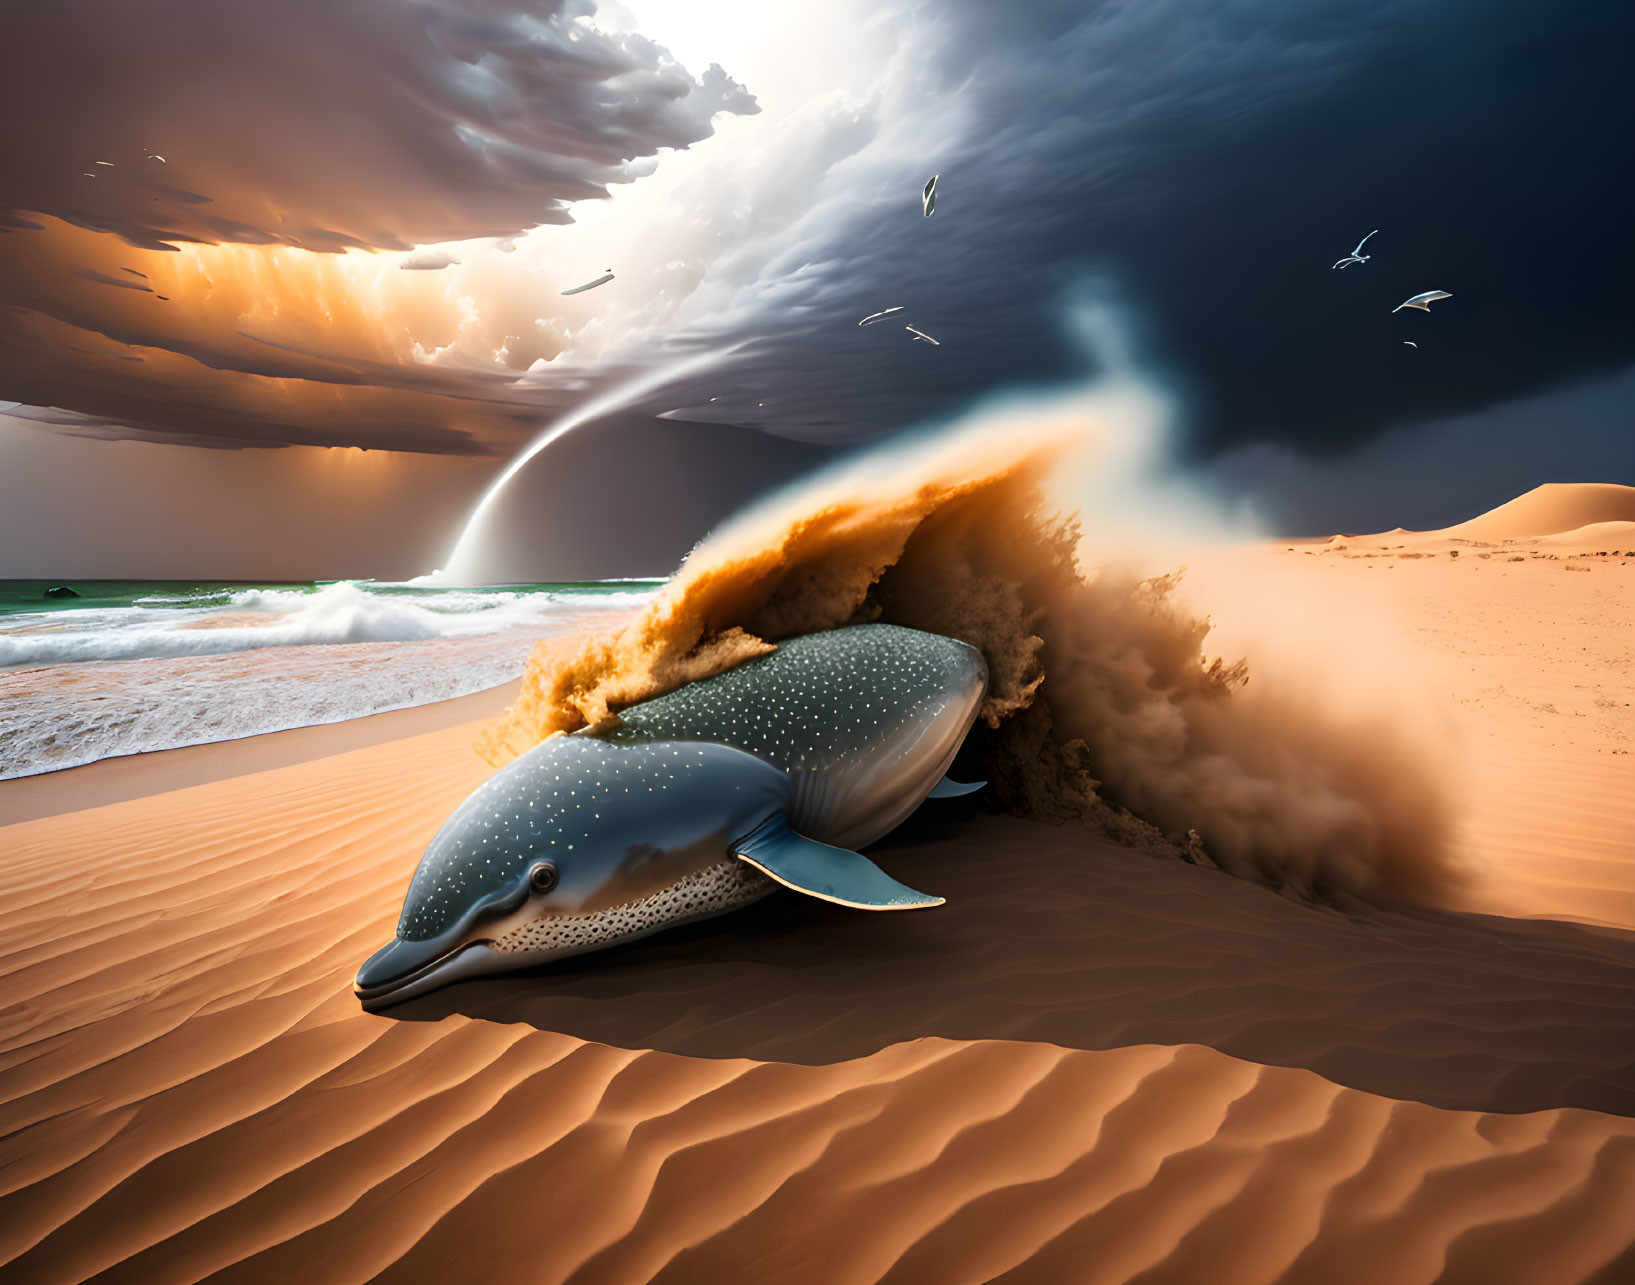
1, 0, 1631, 578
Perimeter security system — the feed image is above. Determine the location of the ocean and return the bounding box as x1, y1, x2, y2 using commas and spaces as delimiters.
0, 579, 662, 780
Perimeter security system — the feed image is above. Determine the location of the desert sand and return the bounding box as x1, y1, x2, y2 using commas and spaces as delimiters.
1, 484, 1632, 1283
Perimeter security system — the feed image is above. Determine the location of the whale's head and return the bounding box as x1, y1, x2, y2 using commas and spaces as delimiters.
354, 736, 791, 1009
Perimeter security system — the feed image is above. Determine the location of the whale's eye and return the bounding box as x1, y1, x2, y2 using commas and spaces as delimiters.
529, 861, 559, 894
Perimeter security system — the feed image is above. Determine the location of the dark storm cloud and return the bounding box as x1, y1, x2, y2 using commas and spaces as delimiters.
0, 282, 499, 452
71, 269, 153, 294
0, 300, 612, 454
3, 405, 289, 452
479, 413, 837, 581
0, 407, 836, 581
1207, 365, 1635, 535
672, 0, 1635, 465
5, 0, 1630, 477
0, 0, 756, 253
0, 0, 756, 452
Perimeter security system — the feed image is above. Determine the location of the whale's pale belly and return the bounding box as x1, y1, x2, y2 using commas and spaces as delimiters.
594, 624, 989, 849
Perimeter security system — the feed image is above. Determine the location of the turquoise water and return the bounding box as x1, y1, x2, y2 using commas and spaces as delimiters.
0, 577, 665, 778
0, 579, 665, 620
0, 578, 667, 669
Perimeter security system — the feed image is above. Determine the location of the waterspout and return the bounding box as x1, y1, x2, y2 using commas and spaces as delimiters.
420, 349, 731, 585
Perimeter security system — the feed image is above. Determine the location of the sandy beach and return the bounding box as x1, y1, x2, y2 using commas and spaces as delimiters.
2, 489, 1632, 1283
5, 0, 1631, 1276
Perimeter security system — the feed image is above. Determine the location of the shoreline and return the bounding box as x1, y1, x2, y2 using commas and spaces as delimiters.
0, 678, 519, 826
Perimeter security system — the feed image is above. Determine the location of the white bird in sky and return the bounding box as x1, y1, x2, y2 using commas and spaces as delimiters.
1392, 289, 1452, 313
1331, 229, 1377, 269
922, 174, 938, 218
561, 270, 614, 296
858, 306, 905, 326
905, 325, 940, 345
1403, 341, 1418, 348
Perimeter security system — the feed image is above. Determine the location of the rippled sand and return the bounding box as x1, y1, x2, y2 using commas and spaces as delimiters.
1, 528, 1632, 1283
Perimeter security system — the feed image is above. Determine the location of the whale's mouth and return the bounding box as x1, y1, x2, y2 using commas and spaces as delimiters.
353, 937, 500, 1010
356, 863, 781, 1011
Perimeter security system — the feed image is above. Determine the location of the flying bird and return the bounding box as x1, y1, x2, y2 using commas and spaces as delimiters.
858, 306, 905, 326
905, 325, 940, 345
1331, 229, 1377, 269
561, 270, 614, 296
922, 174, 938, 217
1392, 290, 1453, 313
1403, 341, 1418, 348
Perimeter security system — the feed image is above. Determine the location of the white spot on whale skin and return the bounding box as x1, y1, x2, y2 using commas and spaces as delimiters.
604, 624, 984, 841
492, 859, 769, 955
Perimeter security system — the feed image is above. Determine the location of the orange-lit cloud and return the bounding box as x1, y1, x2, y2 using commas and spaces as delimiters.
0, 218, 576, 451
1, 0, 755, 254
0, 0, 757, 451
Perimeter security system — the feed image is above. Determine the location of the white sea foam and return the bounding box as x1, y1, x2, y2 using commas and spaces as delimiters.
0, 581, 651, 669
0, 582, 657, 779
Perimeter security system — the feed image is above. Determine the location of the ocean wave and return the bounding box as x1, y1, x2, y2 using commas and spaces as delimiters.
130, 591, 237, 608
0, 637, 532, 779
0, 581, 654, 669
0, 585, 657, 777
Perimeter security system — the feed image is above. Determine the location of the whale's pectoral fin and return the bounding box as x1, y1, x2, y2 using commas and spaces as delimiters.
734, 814, 944, 910
927, 775, 986, 799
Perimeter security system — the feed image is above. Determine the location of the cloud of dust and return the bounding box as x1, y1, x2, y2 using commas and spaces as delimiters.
479, 370, 1461, 906
476, 387, 1087, 751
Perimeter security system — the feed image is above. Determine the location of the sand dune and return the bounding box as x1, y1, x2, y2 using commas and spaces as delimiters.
1534, 520, 1635, 552
1442, 483, 1635, 542
2, 497, 1633, 1281
2, 718, 1633, 1284
1310, 483, 1635, 555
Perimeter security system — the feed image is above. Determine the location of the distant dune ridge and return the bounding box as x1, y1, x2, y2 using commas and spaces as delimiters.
0, 455, 1631, 1281
1441, 482, 1635, 542
1332, 482, 1635, 549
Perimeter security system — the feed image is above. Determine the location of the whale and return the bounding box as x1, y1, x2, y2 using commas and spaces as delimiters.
354, 624, 989, 1009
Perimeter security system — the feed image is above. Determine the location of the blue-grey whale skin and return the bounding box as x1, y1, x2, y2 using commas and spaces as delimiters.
354, 624, 987, 1009
597, 624, 988, 849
